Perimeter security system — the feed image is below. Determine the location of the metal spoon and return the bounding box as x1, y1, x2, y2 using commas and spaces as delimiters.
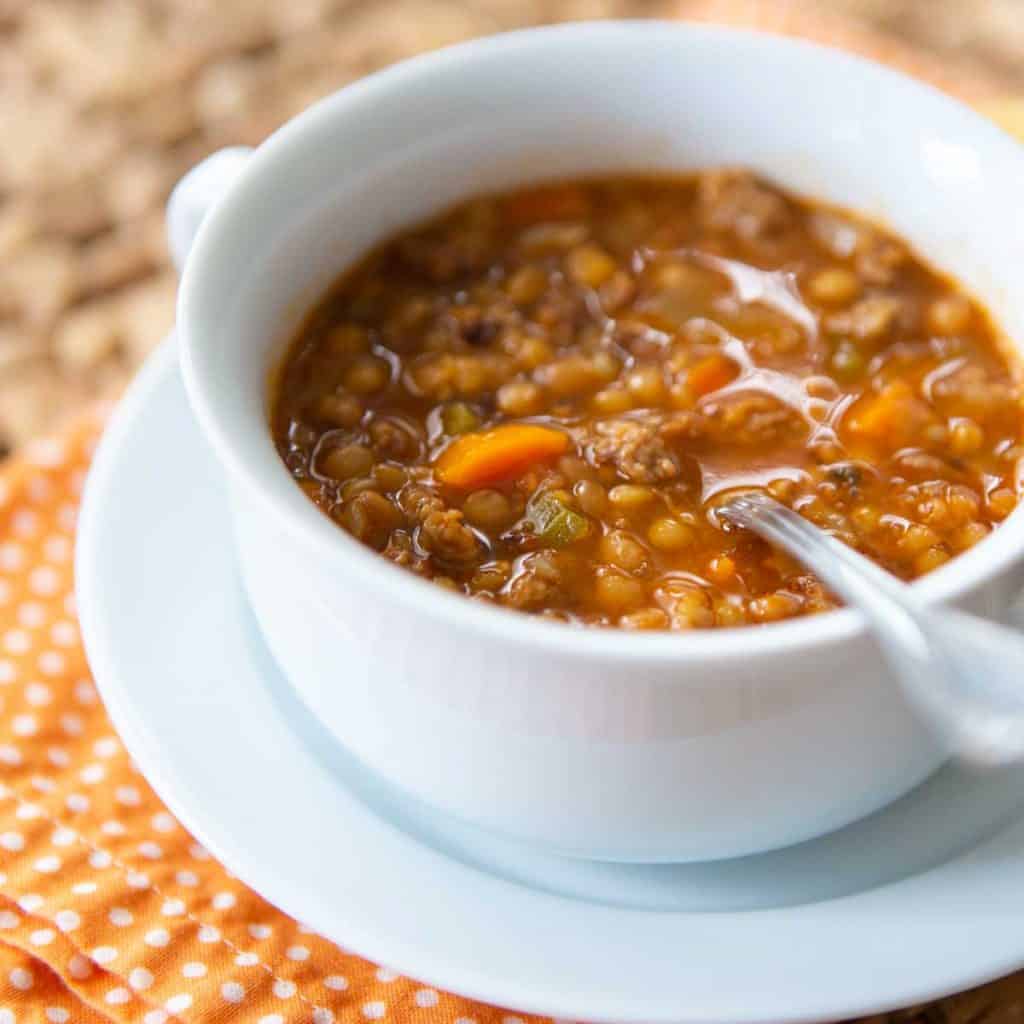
720, 491, 1024, 766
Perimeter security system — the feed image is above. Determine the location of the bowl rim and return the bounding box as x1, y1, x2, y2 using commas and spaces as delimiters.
178, 18, 1024, 666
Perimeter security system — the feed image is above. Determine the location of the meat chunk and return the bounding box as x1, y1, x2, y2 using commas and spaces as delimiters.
697, 170, 791, 241
702, 394, 805, 446
825, 295, 905, 342
368, 415, 422, 461
502, 551, 570, 611
418, 508, 482, 566
583, 414, 682, 483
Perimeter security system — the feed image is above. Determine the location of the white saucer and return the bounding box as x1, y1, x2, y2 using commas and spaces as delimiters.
77, 339, 1024, 1024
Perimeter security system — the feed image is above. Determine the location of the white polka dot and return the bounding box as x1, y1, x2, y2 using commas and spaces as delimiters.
39, 651, 65, 676
286, 944, 309, 961
234, 952, 259, 967
212, 891, 236, 910
273, 979, 296, 998
67, 793, 90, 813
502, 1017, 526, 1024
105, 987, 131, 1005
198, 924, 220, 943
176, 870, 199, 887
91, 946, 118, 965
18, 603, 45, 628
182, 961, 207, 978
55, 910, 80, 932
63, 592, 76, 616
29, 776, 54, 794
259, 1016, 284, 1024
376, 967, 398, 983
34, 855, 60, 874
109, 908, 133, 927
139, 841, 163, 860
0, 660, 13, 684
12, 714, 37, 737
0, 910, 20, 929
15, 802, 40, 820
43, 535, 70, 562
93, 737, 119, 758
18, 894, 43, 912
221, 982, 245, 1003
68, 953, 92, 979
50, 620, 77, 646
415, 989, 439, 1007
151, 811, 175, 832
88, 851, 112, 872
165, 995, 193, 1014
0, 745, 21, 766
51, 827, 75, 847
129, 967, 154, 991
29, 567, 60, 597
25, 681, 51, 705
126, 871, 150, 889
0, 1011, 13, 1024
74, 680, 96, 704
9, 967, 32, 990
363, 1001, 386, 1019
48, 747, 69, 767
313, 1010, 335, 1024
77, 763, 104, 785
11, 509, 38, 537
72, 881, 97, 894
249, 923, 272, 939
60, 714, 83, 737
190, 842, 211, 860
144, 928, 170, 948
143, 1012, 168, 1024
2, 630, 29, 654
45, 1009, 69, 1023
116, 785, 141, 806
161, 898, 185, 917
0, 543, 25, 571
26, 438, 67, 467
30, 928, 56, 946
100, 820, 125, 836
455, 1017, 478, 1024
325, 975, 348, 991
57, 505, 77, 532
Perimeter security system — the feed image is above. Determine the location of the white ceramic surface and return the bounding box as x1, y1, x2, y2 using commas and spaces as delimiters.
173, 22, 1024, 861
75, 340, 1024, 1023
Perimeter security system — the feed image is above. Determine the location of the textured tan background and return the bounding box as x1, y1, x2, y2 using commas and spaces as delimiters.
3, 3, 1024, 1018
1, 0, 1024, 457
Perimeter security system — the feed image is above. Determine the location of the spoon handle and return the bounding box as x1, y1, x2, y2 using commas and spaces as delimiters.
723, 492, 1024, 765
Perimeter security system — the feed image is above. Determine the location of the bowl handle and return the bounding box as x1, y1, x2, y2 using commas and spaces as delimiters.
166, 146, 253, 273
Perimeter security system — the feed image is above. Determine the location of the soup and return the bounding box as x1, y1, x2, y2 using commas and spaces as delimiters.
271, 172, 1023, 629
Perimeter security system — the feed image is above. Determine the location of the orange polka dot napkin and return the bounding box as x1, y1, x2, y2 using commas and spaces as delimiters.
0, 416, 529, 1023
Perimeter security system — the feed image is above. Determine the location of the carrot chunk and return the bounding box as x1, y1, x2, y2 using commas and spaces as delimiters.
435, 424, 569, 488
845, 379, 936, 446
688, 354, 739, 398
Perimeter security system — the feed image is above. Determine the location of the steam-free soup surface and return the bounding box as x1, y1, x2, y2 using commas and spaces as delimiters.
272, 172, 1023, 629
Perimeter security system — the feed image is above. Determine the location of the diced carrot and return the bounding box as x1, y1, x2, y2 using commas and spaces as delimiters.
503, 184, 589, 226
435, 424, 570, 489
845, 379, 932, 445
688, 354, 739, 399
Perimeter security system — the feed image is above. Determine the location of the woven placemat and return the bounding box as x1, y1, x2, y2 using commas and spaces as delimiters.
3, 2, 1024, 1019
